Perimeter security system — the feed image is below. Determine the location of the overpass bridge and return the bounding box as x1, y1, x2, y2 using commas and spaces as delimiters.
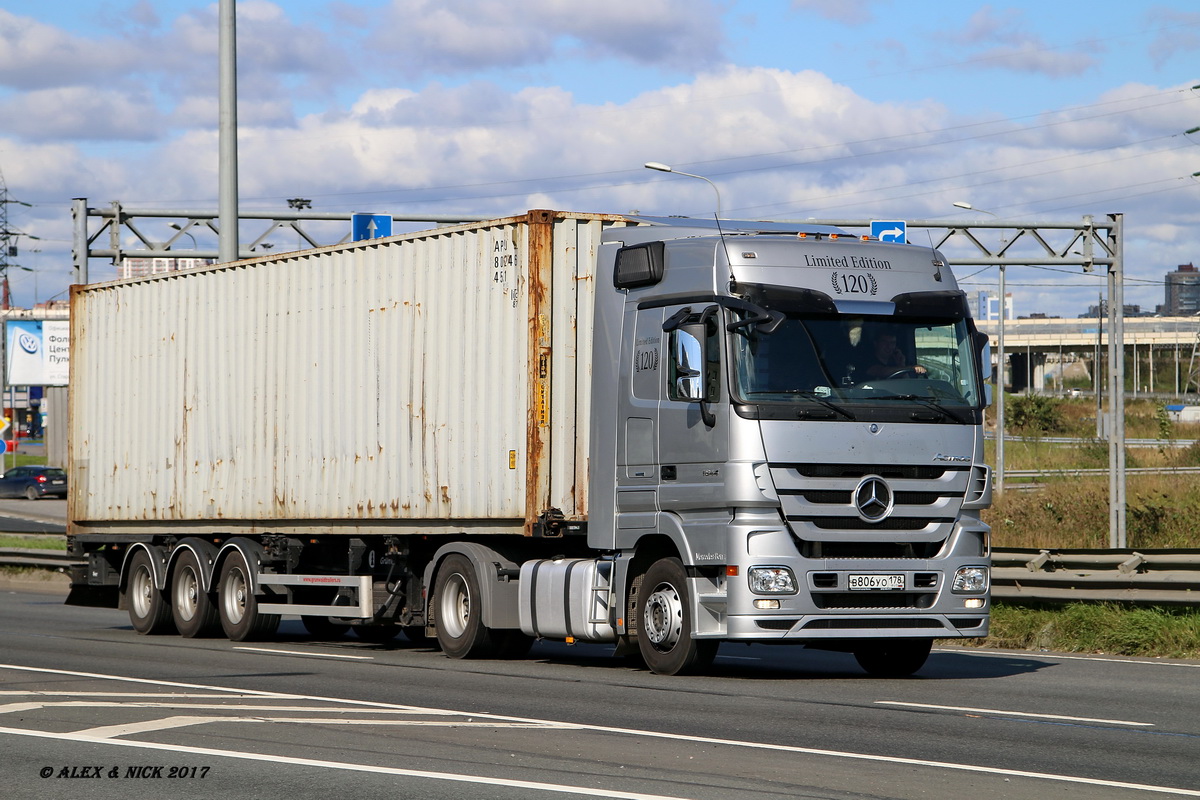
975, 316, 1200, 396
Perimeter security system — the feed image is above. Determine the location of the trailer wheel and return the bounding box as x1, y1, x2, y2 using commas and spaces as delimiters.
853, 639, 932, 677
171, 550, 219, 638
125, 550, 175, 635
636, 557, 717, 676
432, 554, 497, 659
217, 554, 280, 642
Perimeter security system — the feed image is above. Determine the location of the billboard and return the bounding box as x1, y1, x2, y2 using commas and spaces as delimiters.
7, 320, 69, 386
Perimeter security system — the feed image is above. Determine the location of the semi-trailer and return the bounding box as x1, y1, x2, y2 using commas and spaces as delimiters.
67, 209, 992, 676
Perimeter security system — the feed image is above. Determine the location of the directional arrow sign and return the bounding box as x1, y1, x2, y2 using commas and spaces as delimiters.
352, 213, 393, 241
870, 220, 906, 244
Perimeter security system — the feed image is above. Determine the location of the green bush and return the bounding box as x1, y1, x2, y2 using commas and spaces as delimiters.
1007, 394, 1065, 434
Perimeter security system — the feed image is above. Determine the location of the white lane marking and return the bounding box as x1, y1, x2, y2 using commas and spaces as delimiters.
0, 701, 453, 713
234, 646, 374, 660
74, 717, 568, 739
0, 726, 693, 800
935, 647, 1200, 668
875, 701, 1155, 727
0, 691, 271, 698
74, 716, 224, 739
2, 663, 1198, 797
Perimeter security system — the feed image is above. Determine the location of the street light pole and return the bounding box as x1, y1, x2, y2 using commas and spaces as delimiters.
954, 201, 1006, 494
644, 162, 723, 219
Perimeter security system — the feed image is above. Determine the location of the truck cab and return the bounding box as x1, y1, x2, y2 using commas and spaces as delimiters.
582, 219, 992, 674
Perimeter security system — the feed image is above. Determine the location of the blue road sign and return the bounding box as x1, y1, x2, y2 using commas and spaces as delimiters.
870, 220, 906, 244
352, 213, 393, 241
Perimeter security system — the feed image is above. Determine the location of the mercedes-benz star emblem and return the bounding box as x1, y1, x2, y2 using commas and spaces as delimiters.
854, 476, 894, 523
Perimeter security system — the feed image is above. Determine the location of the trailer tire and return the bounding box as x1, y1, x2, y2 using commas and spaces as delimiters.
853, 639, 932, 677
171, 550, 219, 638
217, 554, 280, 642
432, 554, 497, 659
636, 557, 717, 676
125, 550, 175, 635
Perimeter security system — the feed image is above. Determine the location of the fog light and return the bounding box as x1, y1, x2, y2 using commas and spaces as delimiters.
748, 566, 798, 594
964, 598, 985, 609
952, 566, 989, 594
754, 599, 781, 610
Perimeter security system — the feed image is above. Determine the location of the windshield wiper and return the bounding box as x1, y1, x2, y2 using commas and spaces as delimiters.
877, 393, 970, 424
795, 391, 857, 420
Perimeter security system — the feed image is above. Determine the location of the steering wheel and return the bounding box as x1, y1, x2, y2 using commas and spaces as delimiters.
885, 368, 926, 379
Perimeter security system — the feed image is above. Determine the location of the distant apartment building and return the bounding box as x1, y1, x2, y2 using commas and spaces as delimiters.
119, 256, 212, 280
1164, 263, 1200, 316
974, 290, 1014, 321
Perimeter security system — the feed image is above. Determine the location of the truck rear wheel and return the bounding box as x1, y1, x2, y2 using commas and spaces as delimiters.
853, 639, 932, 677
171, 550, 219, 638
636, 558, 717, 676
217, 554, 280, 642
433, 554, 497, 659
125, 549, 175, 635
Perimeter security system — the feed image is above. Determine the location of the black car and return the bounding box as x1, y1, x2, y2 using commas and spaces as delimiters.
0, 466, 68, 500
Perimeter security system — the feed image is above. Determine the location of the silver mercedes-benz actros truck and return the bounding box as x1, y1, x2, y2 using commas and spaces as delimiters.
67, 209, 992, 676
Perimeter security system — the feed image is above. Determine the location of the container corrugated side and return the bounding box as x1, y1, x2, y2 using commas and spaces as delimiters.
68, 210, 631, 536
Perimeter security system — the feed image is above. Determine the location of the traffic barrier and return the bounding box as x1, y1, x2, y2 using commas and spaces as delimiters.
992, 547, 1200, 605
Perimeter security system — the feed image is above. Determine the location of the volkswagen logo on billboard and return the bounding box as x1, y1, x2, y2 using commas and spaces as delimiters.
854, 476, 893, 523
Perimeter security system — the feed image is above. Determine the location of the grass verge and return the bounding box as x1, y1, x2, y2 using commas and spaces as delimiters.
958, 602, 1200, 659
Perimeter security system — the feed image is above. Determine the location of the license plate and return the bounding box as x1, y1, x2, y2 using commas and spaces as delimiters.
848, 574, 904, 591
50, 480, 65, 485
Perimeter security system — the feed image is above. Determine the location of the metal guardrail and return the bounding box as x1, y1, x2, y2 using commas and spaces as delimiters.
0, 548, 78, 571
5, 546, 1198, 607
992, 547, 1200, 605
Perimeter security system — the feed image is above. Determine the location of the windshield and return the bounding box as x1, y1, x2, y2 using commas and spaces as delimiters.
730, 309, 985, 414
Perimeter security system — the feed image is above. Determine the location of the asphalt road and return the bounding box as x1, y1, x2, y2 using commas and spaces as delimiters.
0, 497, 66, 533
1, 582, 1198, 799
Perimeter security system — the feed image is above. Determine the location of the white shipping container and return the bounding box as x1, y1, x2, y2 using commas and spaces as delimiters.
68, 210, 633, 537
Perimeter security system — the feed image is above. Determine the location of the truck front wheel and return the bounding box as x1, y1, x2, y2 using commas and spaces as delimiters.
217, 555, 280, 642
636, 558, 717, 676
853, 639, 932, 677
432, 554, 497, 659
124, 550, 174, 635
171, 550, 219, 638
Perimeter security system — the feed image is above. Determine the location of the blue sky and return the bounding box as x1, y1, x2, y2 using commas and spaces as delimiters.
1, 0, 1199, 316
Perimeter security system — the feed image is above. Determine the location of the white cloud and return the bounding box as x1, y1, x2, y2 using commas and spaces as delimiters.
363, 0, 725, 76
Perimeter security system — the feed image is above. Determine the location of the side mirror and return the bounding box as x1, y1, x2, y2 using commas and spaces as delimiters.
974, 331, 994, 406
673, 324, 706, 402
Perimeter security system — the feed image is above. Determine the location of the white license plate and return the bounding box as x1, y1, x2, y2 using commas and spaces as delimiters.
848, 574, 904, 591
50, 480, 65, 485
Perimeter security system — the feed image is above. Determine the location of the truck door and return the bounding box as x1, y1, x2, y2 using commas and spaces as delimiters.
613, 305, 666, 536
657, 305, 730, 557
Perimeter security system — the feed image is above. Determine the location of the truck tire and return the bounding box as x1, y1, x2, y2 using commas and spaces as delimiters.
217, 554, 280, 642
125, 549, 175, 635
432, 554, 498, 659
636, 557, 717, 676
171, 550, 219, 638
853, 639, 932, 677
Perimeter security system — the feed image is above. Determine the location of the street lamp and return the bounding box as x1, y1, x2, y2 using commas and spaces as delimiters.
954, 201, 1008, 494
168, 223, 198, 249
644, 162, 723, 219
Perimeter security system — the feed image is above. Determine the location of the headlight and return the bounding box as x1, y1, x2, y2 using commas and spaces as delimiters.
748, 566, 798, 594
952, 566, 989, 594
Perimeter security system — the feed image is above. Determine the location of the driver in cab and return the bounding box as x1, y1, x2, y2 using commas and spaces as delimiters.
861, 331, 926, 380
